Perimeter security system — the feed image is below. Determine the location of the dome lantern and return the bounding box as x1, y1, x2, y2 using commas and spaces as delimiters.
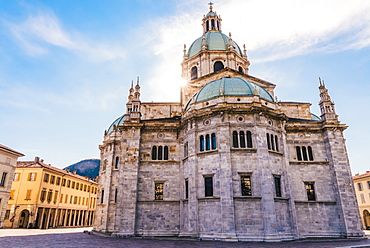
202, 2, 222, 34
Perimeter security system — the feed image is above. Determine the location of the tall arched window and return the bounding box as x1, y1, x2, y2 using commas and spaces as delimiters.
211, 133, 217, 150
267, 134, 271, 150
200, 135, 205, 151
211, 19, 215, 29
275, 136, 279, 152
246, 131, 253, 148
308, 146, 314, 161
191, 66, 198, 80
102, 160, 107, 171
296, 146, 302, 161
164, 146, 169, 160
158, 146, 163, 160
233, 131, 238, 148
152, 146, 157, 160
238, 66, 244, 74
214, 61, 224, 72
115, 156, 119, 169
206, 134, 210, 151
240, 131, 246, 148
302, 146, 308, 161
270, 135, 275, 151
206, 20, 209, 31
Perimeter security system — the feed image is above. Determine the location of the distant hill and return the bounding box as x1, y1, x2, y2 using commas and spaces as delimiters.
63, 159, 100, 179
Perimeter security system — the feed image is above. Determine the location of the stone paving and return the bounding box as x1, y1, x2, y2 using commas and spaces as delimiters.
1, 228, 370, 248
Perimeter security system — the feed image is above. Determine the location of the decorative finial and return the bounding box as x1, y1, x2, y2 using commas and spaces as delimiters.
137, 76, 140, 86
208, 2, 214, 11
131, 80, 133, 88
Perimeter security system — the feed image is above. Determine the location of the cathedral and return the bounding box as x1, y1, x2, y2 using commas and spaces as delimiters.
93, 5, 363, 242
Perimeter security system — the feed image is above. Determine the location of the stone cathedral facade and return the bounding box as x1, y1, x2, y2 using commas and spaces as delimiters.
93, 6, 363, 242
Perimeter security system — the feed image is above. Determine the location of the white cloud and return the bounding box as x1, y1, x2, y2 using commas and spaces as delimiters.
7, 10, 126, 62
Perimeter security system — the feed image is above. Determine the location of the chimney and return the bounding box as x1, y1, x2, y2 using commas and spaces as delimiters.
34, 156, 40, 163
40, 159, 44, 163
73, 170, 77, 174
66, 168, 70, 173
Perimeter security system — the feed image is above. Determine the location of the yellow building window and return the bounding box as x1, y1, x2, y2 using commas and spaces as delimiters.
70, 195, 73, 204
9, 190, 15, 199
72, 181, 75, 189
67, 180, 71, 188
56, 177, 61, 186
60, 194, 63, 203
80, 184, 83, 191
82, 197, 85, 205
87, 186, 90, 192
25, 190, 32, 200
76, 183, 79, 190
65, 194, 68, 203
14, 173, 20, 181
28, 173, 37, 181
74, 196, 78, 204
84, 185, 87, 192
62, 178, 66, 186
78, 196, 81, 205
40, 189, 46, 202
44, 173, 49, 183
47, 190, 53, 203
54, 191, 58, 203
50, 175, 55, 184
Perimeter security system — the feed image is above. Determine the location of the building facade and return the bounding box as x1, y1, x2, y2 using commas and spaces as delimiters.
353, 172, 370, 230
3, 157, 97, 229
0, 144, 24, 228
94, 6, 363, 241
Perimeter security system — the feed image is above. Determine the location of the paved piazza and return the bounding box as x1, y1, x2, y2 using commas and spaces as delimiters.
0, 228, 370, 248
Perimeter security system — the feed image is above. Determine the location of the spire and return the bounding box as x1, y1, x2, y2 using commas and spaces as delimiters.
202, 3, 222, 34
318, 78, 338, 122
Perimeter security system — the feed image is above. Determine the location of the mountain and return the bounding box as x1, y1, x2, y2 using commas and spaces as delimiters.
63, 159, 100, 179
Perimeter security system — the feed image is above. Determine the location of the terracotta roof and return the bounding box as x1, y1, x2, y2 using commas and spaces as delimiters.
0, 144, 24, 157
353, 171, 370, 180
17, 158, 96, 183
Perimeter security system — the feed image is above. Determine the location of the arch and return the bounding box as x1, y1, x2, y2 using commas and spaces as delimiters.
115, 156, 119, 169
364, 210, 370, 229
240, 131, 246, 148
164, 146, 169, 160
308, 146, 314, 161
18, 209, 30, 228
211, 19, 215, 29
267, 133, 271, 150
246, 131, 253, 148
302, 146, 308, 161
232, 131, 238, 148
151, 146, 157, 160
296, 146, 302, 161
200, 135, 205, 151
205, 134, 210, 151
275, 135, 279, 152
206, 20, 209, 31
191, 66, 198, 80
214, 61, 224, 72
211, 133, 217, 149
238, 66, 244, 74
158, 146, 163, 160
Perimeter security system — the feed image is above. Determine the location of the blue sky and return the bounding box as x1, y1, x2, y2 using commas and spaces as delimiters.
1, 0, 370, 174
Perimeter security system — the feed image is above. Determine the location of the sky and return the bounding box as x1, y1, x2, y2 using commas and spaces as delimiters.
1, 0, 370, 174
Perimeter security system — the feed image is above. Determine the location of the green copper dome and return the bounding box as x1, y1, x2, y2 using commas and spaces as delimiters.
187, 31, 243, 58
185, 77, 275, 111
106, 115, 124, 135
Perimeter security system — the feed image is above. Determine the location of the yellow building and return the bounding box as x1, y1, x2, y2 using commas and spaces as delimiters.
353, 171, 370, 229
3, 157, 98, 229
0, 144, 24, 228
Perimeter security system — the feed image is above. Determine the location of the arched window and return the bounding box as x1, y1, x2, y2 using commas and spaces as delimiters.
152, 146, 157, 160
238, 66, 244, 74
211, 133, 217, 149
164, 146, 169, 160
158, 146, 163, 160
270, 134, 275, 151
184, 142, 188, 157
240, 131, 246, 148
200, 135, 205, 151
102, 160, 107, 171
296, 146, 302, 161
275, 136, 279, 152
206, 20, 209, 31
233, 131, 238, 148
308, 146, 314, 161
211, 19, 215, 29
115, 156, 119, 169
267, 134, 271, 150
206, 134, 210, 151
246, 131, 253, 148
214, 61, 224, 72
191, 66, 198, 80
302, 146, 308, 161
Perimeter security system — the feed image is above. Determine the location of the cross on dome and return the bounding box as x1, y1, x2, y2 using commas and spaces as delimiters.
208, 2, 214, 11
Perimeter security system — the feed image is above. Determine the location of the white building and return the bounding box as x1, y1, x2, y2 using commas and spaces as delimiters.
93, 5, 363, 242
0, 144, 24, 228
